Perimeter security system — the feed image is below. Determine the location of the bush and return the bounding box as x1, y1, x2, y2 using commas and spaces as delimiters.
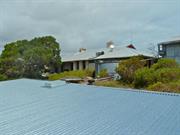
85, 68, 95, 77
151, 58, 178, 70
97, 69, 108, 78
148, 82, 170, 92
134, 67, 156, 88
48, 68, 94, 80
148, 81, 180, 93
116, 56, 145, 83
134, 58, 180, 89
95, 80, 132, 88
155, 68, 180, 83
134, 67, 180, 88
0, 74, 8, 81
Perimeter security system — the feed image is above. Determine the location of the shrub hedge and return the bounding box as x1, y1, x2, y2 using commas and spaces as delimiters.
0, 74, 8, 81
134, 67, 180, 88
147, 80, 180, 93
97, 69, 108, 78
151, 58, 178, 70
133, 58, 180, 93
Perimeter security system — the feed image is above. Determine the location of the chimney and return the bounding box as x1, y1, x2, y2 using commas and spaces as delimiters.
106, 40, 114, 48
106, 40, 115, 52
126, 44, 136, 49
79, 48, 86, 53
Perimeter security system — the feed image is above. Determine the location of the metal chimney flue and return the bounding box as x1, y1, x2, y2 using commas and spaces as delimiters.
79, 48, 86, 53
106, 40, 115, 52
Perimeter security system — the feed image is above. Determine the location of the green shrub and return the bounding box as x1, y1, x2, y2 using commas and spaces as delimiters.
116, 56, 145, 83
133, 58, 180, 89
155, 68, 180, 83
152, 58, 178, 70
85, 68, 95, 77
97, 69, 108, 78
48, 68, 94, 80
0, 74, 8, 81
95, 80, 132, 88
147, 81, 180, 93
148, 82, 170, 92
134, 67, 180, 88
134, 67, 156, 88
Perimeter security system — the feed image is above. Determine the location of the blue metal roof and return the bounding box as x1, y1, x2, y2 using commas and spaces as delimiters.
0, 79, 180, 135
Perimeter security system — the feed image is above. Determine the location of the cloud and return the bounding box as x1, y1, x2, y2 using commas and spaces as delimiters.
0, 0, 180, 53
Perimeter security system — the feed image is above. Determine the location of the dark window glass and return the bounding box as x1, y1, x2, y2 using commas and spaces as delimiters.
71, 63, 73, 70
83, 61, 86, 69
76, 61, 79, 70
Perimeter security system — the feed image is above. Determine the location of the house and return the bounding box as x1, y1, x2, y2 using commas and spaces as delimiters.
61, 44, 156, 75
158, 36, 180, 63
0, 79, 180, 135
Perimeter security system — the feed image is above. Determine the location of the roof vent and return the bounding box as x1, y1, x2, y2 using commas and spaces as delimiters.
44, 82, 53, 88
43, 81, 67, 88
79, 48, 86, 53
96, 51, 104, 57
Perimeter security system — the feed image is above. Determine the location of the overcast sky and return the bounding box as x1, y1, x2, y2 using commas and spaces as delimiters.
0, 0, 180, 54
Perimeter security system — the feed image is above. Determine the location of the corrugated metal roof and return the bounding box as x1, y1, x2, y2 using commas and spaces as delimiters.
95, 46, 154, 60
62, 50, 96, 62
62, 46, 155, 62
0, 79, 180, 135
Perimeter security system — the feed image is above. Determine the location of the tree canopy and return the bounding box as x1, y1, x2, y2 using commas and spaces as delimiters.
116, 56, 146, 83
0, 36, 61, 79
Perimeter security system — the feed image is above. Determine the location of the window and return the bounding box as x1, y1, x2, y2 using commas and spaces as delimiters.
166, 46, 174, 57
71, 63, 73, 70
76, 61, 79, 70
174, 45, 180, 56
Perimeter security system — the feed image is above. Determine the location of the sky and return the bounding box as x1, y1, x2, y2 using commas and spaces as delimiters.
0, 0, 180, 54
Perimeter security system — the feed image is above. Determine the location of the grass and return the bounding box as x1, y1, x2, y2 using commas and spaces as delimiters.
95, 80, 133, 88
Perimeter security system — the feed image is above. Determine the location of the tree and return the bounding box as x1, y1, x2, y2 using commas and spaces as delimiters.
116, 56, 145, 83
0, 36, 61, 79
